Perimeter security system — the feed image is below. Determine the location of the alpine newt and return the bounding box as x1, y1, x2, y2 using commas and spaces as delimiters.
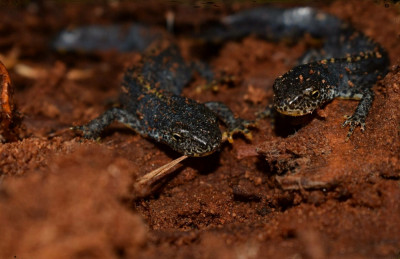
200, 7, 390, 138
75, 41, 252, 156
53, 24, 164, 52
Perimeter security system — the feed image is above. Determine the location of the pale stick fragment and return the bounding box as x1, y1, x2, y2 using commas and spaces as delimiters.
133, 130, 248, 197
137, 155, 188, 185
165, 10, 175, 33
66, 68, 94, 80
14, 63, 47, 79
134, 155, 188, 197
133, 122, 255, 198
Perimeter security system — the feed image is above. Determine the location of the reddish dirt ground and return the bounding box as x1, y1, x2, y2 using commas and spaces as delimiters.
0, 1, 399, 258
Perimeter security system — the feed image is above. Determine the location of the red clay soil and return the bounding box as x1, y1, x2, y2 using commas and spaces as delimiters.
0, 1, 399, 258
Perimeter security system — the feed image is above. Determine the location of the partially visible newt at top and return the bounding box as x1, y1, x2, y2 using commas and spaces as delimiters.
75, 41, 252, 156
199, 7, 390, 138
52, 24, 164, 52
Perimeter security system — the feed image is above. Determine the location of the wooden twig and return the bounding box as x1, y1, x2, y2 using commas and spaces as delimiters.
133, 125, 255, 198
134, 155, 188, 197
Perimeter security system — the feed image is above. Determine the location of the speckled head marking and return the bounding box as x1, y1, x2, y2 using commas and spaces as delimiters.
161, 121, 222, 157
273, 63, 336, 116
146, 96, 222, 157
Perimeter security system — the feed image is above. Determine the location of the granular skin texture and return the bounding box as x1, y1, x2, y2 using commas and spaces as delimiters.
200, 6, 390, 137
76, 41, 252, 157
0, 1, 399, 258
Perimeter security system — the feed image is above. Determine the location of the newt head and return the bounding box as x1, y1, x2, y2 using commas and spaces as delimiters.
164, 119, 222, 157
272, 63, 335, 116
166, 124, 221, 157
156, 97, 222, 157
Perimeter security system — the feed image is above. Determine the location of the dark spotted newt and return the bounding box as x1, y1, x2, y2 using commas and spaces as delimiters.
199, 7, 390, 138
75, 42, 252, 156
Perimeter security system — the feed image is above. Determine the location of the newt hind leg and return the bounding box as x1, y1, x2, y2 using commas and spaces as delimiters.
74, 107, 142, 139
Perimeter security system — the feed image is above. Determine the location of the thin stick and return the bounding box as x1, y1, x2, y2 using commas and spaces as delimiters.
136, 155, 188, 188
133, 155, 188, 198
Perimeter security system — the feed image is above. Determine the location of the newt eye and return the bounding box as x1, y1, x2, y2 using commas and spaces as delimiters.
172, 133, 182, 141
311, 90, 320, 98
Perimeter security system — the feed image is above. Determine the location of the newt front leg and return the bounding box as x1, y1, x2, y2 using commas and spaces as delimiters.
204, 101, 254, 143
340, 87, 374, 139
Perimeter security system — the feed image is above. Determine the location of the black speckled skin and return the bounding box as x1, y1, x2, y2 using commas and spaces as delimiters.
269, 9, 390, 137
77, 43, 250, 156
274, 51, 388, 116
200, 6, 389, 137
